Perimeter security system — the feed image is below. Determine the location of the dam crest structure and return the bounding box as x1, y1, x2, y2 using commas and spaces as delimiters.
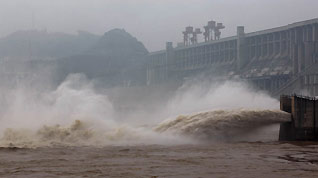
147, 18, 318, 97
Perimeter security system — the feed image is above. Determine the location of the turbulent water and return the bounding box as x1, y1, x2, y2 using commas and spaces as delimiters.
0, 77, 316, 177
0, 109, 290, 148
156, 109, 291, 141
1, 109, 317, 178
1, 143, 318, 178
0, 77, 290, 148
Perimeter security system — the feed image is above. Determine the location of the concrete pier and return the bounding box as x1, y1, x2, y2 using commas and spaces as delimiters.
279, 95, 318, 141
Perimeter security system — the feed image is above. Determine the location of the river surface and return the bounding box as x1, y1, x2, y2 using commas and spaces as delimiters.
0, 142, 317, 178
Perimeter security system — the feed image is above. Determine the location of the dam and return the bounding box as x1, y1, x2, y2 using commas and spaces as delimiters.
147, 18, 318, 97
279, 95, 318, 141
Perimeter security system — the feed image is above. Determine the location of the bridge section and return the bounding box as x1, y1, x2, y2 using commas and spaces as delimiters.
147, 19, 318, 96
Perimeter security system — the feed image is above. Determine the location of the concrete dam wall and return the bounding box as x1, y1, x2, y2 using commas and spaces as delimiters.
147, 18, 318, 97
279, 95, 318, 141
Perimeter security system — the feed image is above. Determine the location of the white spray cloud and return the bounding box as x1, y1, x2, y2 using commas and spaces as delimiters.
0, 74, 191, 147
0, 74, 289, 147
165, 81, 279, 118
0, 74, 115, 131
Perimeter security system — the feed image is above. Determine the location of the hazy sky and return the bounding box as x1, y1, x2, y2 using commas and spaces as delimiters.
0, 0, 317, 51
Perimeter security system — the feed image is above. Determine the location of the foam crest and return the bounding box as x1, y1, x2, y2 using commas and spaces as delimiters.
156, 109, 291, 142
0, 75, 290, 147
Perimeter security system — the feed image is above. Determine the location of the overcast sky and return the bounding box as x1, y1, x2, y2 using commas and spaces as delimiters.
0, 0, 317, 51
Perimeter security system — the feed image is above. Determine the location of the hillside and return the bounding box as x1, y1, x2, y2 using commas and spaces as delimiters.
0, 30, 100, 60
57, 29, 149, 87
0, 29, 149, 87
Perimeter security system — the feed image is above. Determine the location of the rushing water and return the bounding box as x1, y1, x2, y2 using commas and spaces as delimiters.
0, 77, 317, 177
0, 109, 290, 148
1, 109, 315, 178
0, 142, 318, 178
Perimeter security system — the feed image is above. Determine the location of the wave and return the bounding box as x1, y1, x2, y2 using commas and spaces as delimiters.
155, 109, 291, 142
0, 109, 291, 148
0, 120, 145, 148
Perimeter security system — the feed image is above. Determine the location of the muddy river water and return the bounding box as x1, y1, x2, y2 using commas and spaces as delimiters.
0, 142, 317, 178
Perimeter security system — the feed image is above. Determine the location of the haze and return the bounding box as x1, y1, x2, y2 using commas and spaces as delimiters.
0, 0, 317, 51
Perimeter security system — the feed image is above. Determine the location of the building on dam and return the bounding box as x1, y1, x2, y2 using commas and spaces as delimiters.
146, 18, 318, 96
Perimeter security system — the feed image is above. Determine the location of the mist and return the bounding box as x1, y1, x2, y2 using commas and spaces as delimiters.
0, 0, 307, 147
0, 70, 290, 147
0, 1, 317, 178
